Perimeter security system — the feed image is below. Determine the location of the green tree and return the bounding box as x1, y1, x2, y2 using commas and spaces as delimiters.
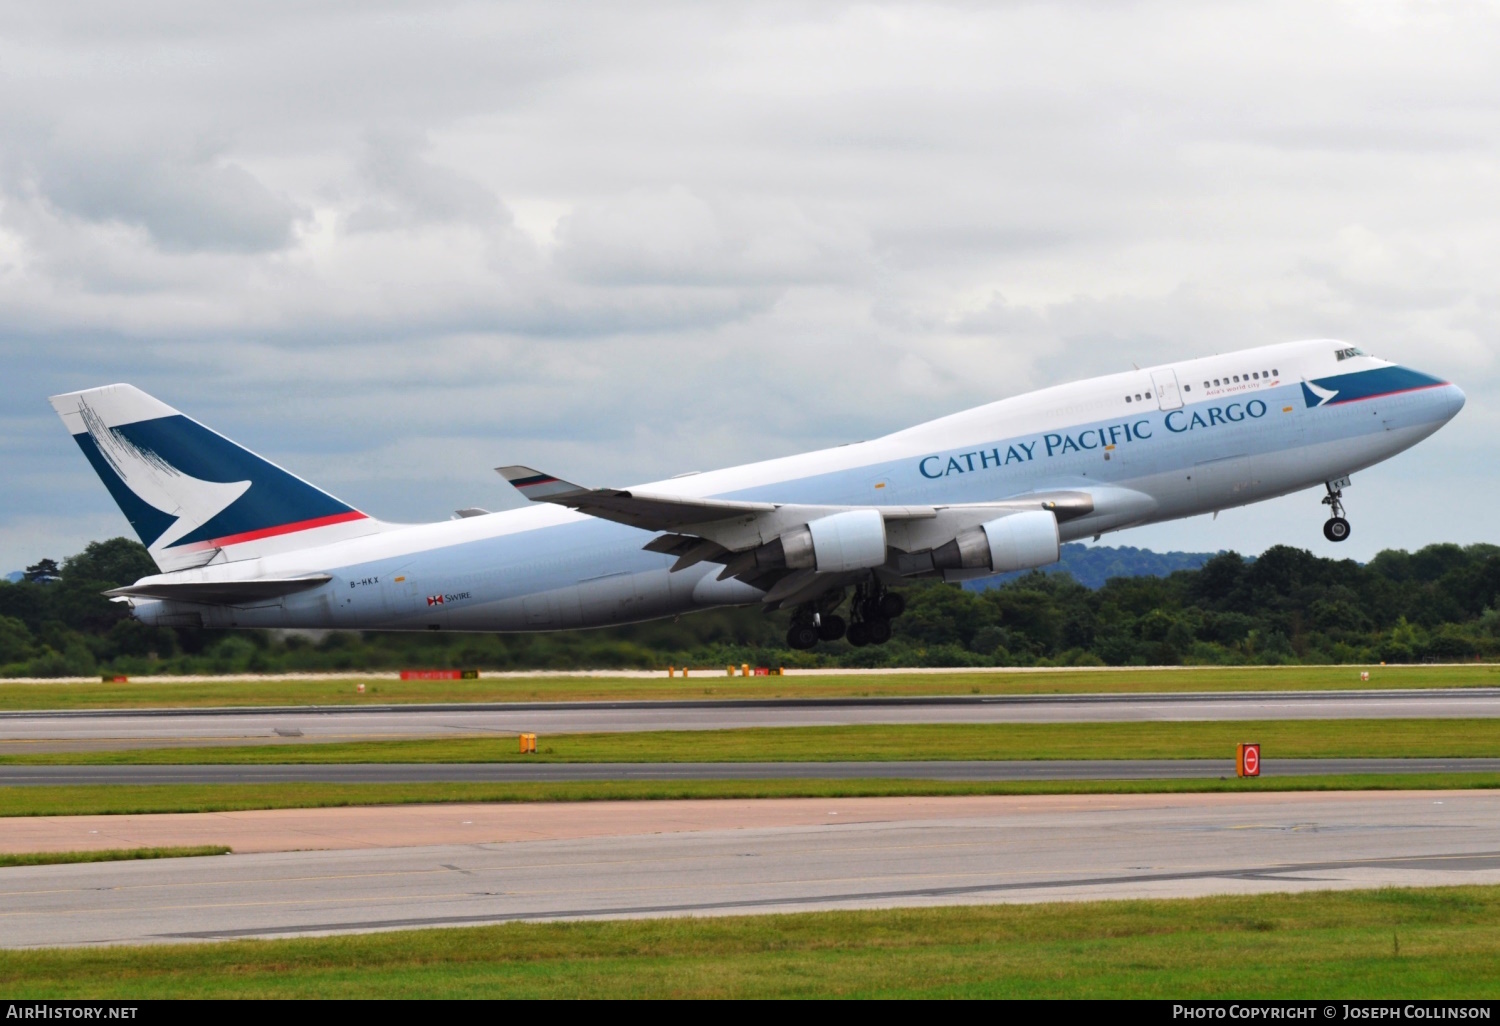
62, 539, 157, 588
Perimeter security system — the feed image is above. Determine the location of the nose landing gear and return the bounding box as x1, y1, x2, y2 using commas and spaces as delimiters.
1322, 480, 1351, 543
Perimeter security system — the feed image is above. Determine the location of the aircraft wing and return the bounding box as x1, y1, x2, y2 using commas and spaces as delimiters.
498, 465, 1146, 607
105, 575, 333, 605
497, 465, 952, 533
498, 466, 780, 529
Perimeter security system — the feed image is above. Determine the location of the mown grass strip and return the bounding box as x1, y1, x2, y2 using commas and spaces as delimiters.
9, 718, 1500, 765
4, 886, 1500, 998
0, 774, 1496, 817
0, 846, 229, 868
2, 664, 1497, 710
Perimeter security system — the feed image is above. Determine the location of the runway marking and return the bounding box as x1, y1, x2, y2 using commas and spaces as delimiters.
156, 851, 1500, 940
11, 835, 1500, 914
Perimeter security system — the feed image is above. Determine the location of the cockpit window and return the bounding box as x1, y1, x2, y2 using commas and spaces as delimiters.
1335, 347, 1366, 361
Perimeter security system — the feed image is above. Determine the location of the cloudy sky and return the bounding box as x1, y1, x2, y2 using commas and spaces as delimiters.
3, 1, 1498, 572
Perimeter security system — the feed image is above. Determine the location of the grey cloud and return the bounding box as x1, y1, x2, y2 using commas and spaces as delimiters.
346, 128, 511, 232
554, 187, 870, 287
18, 146, 304, 253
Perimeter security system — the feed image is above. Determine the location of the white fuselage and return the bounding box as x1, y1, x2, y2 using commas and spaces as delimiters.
128, 339, 1464, 632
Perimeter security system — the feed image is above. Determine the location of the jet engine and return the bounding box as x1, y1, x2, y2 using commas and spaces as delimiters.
724, 508, 890, 578
929, 510, 1059, 574
780, 508, 889, 572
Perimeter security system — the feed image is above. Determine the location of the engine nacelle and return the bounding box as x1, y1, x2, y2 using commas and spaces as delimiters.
930, 510, 1059, 574
777, 509, 888, 573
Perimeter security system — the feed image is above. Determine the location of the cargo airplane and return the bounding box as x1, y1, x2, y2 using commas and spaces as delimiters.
49, 339, 1463, 649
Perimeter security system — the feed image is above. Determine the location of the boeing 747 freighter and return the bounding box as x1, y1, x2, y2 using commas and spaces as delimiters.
49, 339, 1463, 649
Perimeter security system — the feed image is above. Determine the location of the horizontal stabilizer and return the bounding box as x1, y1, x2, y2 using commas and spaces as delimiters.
105, 575, 333, 605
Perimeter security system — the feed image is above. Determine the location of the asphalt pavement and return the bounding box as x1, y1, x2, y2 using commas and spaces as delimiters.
3, 757, 1499, 785
3, 688, 1499, 751
4, 790, 1498, 947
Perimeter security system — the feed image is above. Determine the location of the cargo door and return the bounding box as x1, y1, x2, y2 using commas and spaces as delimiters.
391, 571, 447, 629
1151, 369, 1183, 411
522, 592, 556, 628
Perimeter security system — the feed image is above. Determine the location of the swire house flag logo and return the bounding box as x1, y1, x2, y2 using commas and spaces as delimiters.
427, 595, 444, 606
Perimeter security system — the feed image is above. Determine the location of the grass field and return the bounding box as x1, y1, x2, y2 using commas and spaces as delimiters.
1, 774, 1496, 817
1, 664, 1496, 710
3, 886, 1498, 997
0, 846, 228, 868
8, 718, 1500, 765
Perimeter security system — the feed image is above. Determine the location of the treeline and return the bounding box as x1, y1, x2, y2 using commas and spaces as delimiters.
3, 537, 1500, 676
968, 542, 1221, 591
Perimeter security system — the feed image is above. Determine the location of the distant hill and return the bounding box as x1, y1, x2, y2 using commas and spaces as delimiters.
3, 572, 22, 584
963, 543, 1228, 591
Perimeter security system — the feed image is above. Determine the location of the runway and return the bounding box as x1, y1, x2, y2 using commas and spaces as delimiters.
4, 757, 1499, 785
4, 790, 1499, 948
4, 688, 1499, 751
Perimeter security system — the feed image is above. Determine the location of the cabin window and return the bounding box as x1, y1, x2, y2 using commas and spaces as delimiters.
1232, 375, 1240, 383
1203, 381, 1210, 388
1145, 391, 1152, 399
1183, 384, 1191, 392
1125, 395, 1132, 402
1252, 372, 1259, 380
1272, 368, 1278, 376
1263, 369, 1270, 377
1213, 379, 1220, 386
1134, 394, 1142, 401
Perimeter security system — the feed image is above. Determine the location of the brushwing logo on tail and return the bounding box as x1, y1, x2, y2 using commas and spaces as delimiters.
78, 400, 250, 551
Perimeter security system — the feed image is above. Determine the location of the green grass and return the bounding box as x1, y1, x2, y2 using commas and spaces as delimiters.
10, 718, 1500, 765
0, 846, 229, 868
1, 774, 1496, 818
5, 886, 1500, 997
1, 664, 1496, 710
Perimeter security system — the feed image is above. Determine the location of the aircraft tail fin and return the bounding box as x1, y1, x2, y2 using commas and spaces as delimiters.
49, 384, 386, 572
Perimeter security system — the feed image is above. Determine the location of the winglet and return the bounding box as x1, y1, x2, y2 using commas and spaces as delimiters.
497, 466, 588, 501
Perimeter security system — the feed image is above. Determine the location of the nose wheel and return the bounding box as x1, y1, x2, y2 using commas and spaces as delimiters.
1321, 481, 1351, 543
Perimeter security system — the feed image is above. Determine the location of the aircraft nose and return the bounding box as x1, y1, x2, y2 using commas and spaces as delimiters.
1440, 380, 1466, 421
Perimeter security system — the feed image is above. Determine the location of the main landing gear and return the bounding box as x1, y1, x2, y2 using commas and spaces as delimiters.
785, 580, 907, 650
1322, 481, 1351, 543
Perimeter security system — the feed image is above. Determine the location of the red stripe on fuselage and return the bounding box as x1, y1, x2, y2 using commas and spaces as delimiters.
179, 510, 369, 551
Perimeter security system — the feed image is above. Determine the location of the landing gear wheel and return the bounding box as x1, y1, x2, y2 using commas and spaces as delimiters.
817, 614, 846, 642
786, 622, 820, 650
864, 618, 892, 645
846, 621, 871, 647
1320, 480, 1351, 543
878, 592, 906, 619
